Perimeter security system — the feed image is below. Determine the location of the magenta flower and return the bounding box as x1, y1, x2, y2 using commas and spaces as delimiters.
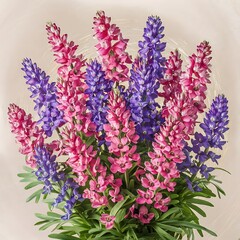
154, 193, 171, 212
108, 156, 132, 174
138, 206, 155, 224
141, 173, 160, 191
100, 214, 116, 229
90, 176, 108, 192
136, 189, 154, 204
109, 187, 124, 202
108, 136, 129, 154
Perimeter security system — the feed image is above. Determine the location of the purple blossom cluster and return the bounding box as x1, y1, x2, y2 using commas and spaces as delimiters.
178, 95, 229, 191
127, 16, 166, 140
53, 178, 83, 220
85, 60, 113, 132
34, 145, 64, 194
22, 58, 65, 137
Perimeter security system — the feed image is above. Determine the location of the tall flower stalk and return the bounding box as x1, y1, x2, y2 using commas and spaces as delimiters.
127, 16, 166, 141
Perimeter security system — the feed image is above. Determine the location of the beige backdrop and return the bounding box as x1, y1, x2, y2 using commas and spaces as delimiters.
1, 0, 239, 239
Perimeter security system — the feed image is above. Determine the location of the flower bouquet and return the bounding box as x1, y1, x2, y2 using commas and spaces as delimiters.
8, 11, 229, 240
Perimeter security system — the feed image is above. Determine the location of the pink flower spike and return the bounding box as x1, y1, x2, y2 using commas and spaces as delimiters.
93, 11, 132, 82
8, 104, 44, 168
138, 206, 155, 224
100, 214, 116, 229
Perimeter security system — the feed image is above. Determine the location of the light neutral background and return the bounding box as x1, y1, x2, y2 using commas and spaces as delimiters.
1, 0, 240, 239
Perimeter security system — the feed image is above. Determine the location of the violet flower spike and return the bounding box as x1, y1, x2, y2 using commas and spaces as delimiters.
34, 145, 64, 194
85, 59, 113, 133
178, 95, 229, 191
127, 16, 166, 140
22, 58, 65, 137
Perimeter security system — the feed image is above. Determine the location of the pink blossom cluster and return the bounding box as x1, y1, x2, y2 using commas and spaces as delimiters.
46, 23, 96, 137
8, 104, 44, 168
93, 11, 132, 82
104, 91, 140, 173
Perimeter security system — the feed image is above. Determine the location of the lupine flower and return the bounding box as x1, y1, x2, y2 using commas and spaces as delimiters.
138, 16, 166, 79
100, 214, 116, 229
8, 104, 44, 167
54, 178, 83, 220
46, 23, 96, 137
159, 50, 183, 104
22, 58, 64, 137
104, 91, 140, 174
34, 145, 63, 194
127, 16, 166, 140
200, 95, 229, 149
85, 59, 113, 133
178, 95, 229, 190
180, 41, 212, 113
93, 11, 132, 82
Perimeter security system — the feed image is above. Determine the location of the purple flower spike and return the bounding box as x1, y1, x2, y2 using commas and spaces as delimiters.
53, 178, 83, 220
85, 59, 113, 132
178, 95, 229, 191
200, 95, 229, 149
127, 16, 166, 140
34, 145, 63, 194
22, 58, 65, 137
138, 16, 166, 79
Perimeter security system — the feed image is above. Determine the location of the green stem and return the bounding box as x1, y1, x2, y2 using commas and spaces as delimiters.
125, 170, 129, 189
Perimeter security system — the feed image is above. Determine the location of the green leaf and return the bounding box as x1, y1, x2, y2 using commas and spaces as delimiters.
26, 189, 42, 202
188, 203, 206, 217
88, 228, 101, 234
159, 207, 180, 220
128, 228, 138, 240
24, 181, 42, 190
153, 225, 176, 240
48, 233, 80, 240
161, 220, 217, 237
39, 220, 61, 231
110, 198, 128, 216
85, 136, 96, 147
17, 173, 34, 178
187, 198, 214, 207
35, 213, 58, 221
214, 167, 231, 175
115, 208, 126, 223
23, 165, 34, 172
169, 200, 179, 205
47, 212, 62, 219
156, 223, 182, 233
